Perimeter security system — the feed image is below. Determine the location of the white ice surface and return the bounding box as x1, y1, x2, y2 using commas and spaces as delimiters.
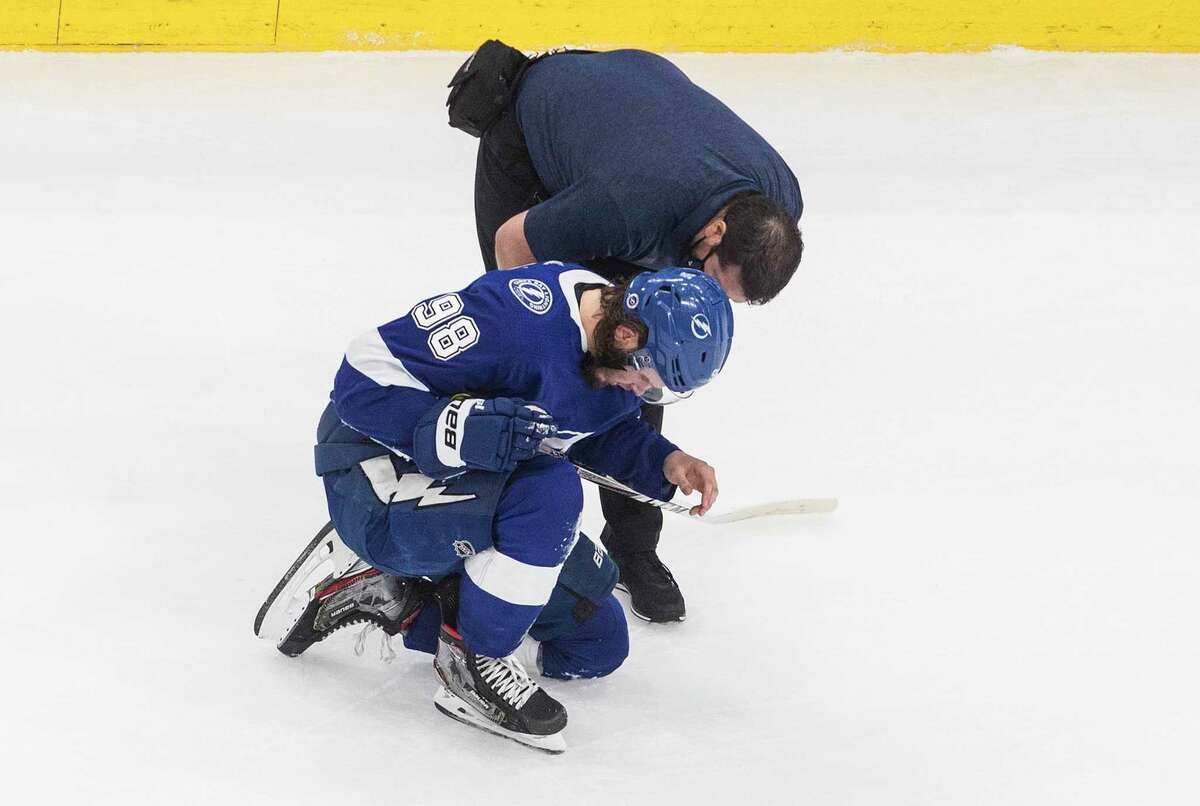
1, 50, 1199, 804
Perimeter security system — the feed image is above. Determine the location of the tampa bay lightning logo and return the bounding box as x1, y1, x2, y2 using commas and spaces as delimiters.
509, 278, 553, 315
625, 292, 640, 310
691, 313, 712, 339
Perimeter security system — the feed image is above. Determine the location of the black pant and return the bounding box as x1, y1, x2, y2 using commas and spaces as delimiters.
474, 102, 546, 271
597, 401, 664, 554
473, 104, 665, 556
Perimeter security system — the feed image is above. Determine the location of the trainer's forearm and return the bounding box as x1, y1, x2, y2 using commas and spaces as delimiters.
495, 211, 537, 269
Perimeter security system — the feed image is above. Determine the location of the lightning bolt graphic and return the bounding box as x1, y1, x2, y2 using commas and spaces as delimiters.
391, 473, 476, 507
359, 456, 477, 507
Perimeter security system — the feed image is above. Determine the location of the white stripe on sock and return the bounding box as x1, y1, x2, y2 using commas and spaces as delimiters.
464, 548, 560, 607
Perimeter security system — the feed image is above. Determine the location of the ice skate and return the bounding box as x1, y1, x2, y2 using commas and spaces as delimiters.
433, 624, 567, 754
254, 523, 424, 656
276, 562, 427, 657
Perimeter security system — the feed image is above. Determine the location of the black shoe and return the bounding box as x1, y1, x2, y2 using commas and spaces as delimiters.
613, 550, 686, 623
433, 624, 567, 753
276, 562, 427, 657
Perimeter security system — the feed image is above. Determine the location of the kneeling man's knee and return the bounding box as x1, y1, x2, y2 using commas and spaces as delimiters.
541, 594, 629, 680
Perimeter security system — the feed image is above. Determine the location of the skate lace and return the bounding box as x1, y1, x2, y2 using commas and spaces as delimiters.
475, 655, 539, 708
353, 622, 398, 663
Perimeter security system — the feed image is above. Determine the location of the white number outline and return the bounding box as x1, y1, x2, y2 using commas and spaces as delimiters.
411, 294, 464, 330
410, 292, 482, 361
427, 315, 480, 361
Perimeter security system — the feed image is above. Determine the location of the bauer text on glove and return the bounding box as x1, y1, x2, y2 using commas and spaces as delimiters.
413, 396, 557, 478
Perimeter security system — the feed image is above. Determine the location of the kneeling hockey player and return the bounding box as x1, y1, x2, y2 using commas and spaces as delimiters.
255, 262, 732, 752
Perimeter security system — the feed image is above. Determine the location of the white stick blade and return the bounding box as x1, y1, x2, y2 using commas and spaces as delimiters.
703, 498, 839, 524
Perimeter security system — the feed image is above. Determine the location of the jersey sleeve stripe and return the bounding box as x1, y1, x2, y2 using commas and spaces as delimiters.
557, 268, 610, 352
345, 328, 431, 392
463, 547, 561, 607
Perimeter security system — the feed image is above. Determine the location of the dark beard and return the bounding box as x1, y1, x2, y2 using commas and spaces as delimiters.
581, 315, 630, 388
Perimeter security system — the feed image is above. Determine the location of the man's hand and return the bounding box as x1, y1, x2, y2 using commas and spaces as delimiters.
663, 450, 718, 516
495, 211, 538, 269
414, 396, 557, 478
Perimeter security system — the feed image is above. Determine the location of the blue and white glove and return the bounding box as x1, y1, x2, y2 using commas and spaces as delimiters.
413, 396, 558, 479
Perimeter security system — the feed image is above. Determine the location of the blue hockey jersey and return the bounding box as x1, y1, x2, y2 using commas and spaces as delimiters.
331, 262, 678, 499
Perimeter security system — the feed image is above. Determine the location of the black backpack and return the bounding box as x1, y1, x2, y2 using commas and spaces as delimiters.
446, 41, 594, 137
445, 40, 535, 138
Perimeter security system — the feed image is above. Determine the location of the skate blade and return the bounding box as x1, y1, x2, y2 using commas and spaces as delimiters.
433, 686, 566, 755
253, 522, 360, 644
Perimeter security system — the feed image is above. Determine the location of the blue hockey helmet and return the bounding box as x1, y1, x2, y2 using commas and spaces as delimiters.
623, 268, 734, 394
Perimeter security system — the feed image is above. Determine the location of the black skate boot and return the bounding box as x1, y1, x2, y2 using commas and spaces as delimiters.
276, 562, 427, 657
613, 550, 686, 623
433, 623, 568, 754
254, 522, 425, 657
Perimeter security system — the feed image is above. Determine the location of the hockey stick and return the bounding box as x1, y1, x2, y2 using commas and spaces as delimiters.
703, 498, 838, 523
539, 445, 837, 523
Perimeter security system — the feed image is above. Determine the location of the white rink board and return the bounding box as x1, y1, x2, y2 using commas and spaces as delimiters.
1, 51, 1199, 805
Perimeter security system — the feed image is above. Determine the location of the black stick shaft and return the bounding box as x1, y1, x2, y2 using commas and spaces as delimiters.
537, 444, 691, 516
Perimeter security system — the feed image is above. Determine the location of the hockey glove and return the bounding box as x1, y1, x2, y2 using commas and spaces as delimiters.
413, 396, 557, 479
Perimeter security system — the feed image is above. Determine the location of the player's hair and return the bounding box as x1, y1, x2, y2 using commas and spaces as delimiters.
582, 282, 648, 386
716, 192, 803, 305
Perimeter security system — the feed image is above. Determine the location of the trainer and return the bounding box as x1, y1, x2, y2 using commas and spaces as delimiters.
449, 45, 803, 622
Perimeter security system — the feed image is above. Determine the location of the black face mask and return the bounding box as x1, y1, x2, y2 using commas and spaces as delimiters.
686, 243, 718, 272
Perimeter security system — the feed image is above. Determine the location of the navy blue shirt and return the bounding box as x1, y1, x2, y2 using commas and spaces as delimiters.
516, 50, 803, 268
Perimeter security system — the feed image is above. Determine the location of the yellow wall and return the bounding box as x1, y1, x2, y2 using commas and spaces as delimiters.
57, 1, 277, 47
1, 1, 60, 45
3, 1, 1199, 52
